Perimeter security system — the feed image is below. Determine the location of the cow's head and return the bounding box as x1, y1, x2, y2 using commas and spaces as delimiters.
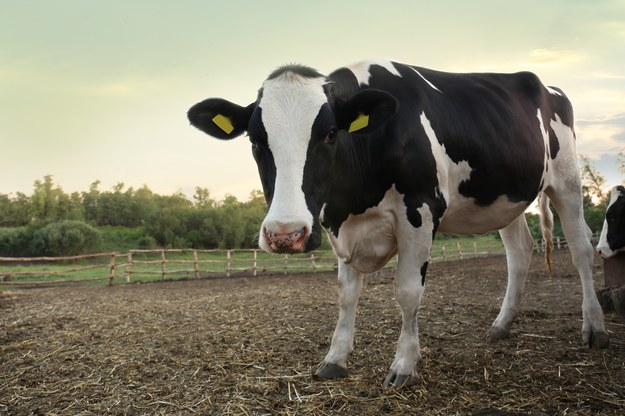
597, 185, 625, 258
188, 65, 397, 253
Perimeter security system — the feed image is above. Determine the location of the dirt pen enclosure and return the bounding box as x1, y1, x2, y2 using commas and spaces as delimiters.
1, 250, 624, 415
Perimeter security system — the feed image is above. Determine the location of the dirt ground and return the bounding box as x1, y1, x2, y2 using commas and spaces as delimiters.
1, 250, 624, 415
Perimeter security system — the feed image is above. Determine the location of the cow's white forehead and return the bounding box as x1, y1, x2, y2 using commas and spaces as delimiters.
259, 73, 328, 178
257, 72, 328, 235
259, 73, 328, 132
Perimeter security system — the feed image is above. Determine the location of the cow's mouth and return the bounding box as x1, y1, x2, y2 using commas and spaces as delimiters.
264, 226, 309, 254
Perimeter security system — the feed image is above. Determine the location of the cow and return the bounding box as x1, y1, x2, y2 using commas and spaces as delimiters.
187, 60, 609, 387
597, 185, 625, 258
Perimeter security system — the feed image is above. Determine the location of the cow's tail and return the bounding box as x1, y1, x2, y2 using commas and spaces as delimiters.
538, 193, 554, 276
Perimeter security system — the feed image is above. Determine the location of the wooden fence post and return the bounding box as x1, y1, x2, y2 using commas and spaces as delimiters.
457, 242, 463, 260
108, 253, 116, 286
226, 250, 231, 278
442, 245, 446, 261
193, 250, 200, 279
253, 250, 258, 277
311, 254, 317, 272
125, 252, 132, 283
161, 250, 166, 281
473, 242, 478, 258
284, 254, 288, 274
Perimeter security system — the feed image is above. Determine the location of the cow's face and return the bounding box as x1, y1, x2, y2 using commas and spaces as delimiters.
597, 185, 625, 258
188, 65, 397, 253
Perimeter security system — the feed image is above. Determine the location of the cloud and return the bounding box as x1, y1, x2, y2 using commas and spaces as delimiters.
576, 113, 625, 158
573, 88, 625, 121
591, 71, 625, 80
521, 48, 587, 69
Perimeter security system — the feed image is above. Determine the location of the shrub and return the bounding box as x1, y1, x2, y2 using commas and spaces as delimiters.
0, 227, 32, 256
31, 220, 101, 256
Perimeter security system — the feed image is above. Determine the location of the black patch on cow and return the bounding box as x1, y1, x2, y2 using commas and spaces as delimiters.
548, 130, 560, 159
268, 64, 325, 81
325, 68, 360, 106
301, 103, 339, 249
420, 262, 429, 286
606, 190, 625, 251
247, 107, 276, 206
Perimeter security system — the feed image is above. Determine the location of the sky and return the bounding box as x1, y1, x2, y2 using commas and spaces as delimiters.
1, 0, 624, 201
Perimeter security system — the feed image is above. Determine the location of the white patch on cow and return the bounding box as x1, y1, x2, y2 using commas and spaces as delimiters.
258, 72, 328, 250
420, 111, 529, 232
411, 68, 442, 93
324, 186, 402, 273
546, 86, 562, 96
347, 60, 402, 86
536, 108, 551, 190
543, 112, 578, 191
597, 186, 624, 257
419, 112, 472, 204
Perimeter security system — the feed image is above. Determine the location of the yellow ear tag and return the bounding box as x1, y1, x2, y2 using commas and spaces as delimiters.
348, 113, 369, 133
212, 114, 235, 134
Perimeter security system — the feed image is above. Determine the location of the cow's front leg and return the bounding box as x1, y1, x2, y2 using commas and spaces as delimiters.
383, 253, 427, 388
314, 260, 364, 379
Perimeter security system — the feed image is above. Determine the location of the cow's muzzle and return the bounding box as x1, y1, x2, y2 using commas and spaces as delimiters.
263, 226, 308, 253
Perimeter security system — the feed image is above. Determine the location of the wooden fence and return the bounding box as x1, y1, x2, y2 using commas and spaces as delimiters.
0, 252, 118, 286
0, 237, 565, 287
0, 249, 340, 286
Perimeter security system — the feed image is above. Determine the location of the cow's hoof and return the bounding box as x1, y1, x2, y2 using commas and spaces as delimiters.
583, 330, 609, 349
382, 371, 418, 389
313, 362, 347, 380
486, 325, 510, 342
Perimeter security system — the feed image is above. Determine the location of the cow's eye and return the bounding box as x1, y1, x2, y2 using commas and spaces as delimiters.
325, 127, 338, 144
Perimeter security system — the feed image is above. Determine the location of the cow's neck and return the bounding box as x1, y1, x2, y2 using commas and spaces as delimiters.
321, 132, 391, 236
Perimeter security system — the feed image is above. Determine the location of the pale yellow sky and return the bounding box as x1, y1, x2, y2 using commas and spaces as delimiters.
1, 0, 624, 200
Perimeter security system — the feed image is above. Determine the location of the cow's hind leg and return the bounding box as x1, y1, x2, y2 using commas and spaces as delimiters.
546, 188, 609, 348
314, 260, 364, 379
488, 214, 534, 341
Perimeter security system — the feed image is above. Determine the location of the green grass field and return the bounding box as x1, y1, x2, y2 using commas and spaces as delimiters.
0, 234, 510, 287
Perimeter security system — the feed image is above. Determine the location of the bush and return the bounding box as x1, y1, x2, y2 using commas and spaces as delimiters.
98, 226, 150, 252
0, 227, 32, 256
31, 220, 101, 256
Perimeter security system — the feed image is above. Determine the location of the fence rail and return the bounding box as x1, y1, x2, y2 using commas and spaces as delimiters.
0, 237, 566, 287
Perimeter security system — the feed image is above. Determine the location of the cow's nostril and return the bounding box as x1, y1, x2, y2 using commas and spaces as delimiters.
263, 226, 309, 253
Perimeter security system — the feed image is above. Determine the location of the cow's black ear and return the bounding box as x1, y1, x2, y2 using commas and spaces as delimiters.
188, 98, 255, 140
335, 89, 398, 134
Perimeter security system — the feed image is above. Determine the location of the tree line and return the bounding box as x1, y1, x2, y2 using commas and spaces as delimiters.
0, 175, 267, 256
0, 154, 621, 257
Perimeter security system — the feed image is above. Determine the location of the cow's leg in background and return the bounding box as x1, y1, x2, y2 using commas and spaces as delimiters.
547, 188, 609, 348
314, 260, 364, 379
488, 214, 534, 341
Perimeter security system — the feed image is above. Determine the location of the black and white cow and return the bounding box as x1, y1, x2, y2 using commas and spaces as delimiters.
188, 60, 609, 387
597, 185, 625, 258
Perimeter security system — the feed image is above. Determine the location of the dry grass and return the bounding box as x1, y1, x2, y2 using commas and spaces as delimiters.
1, 250, 624, 415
